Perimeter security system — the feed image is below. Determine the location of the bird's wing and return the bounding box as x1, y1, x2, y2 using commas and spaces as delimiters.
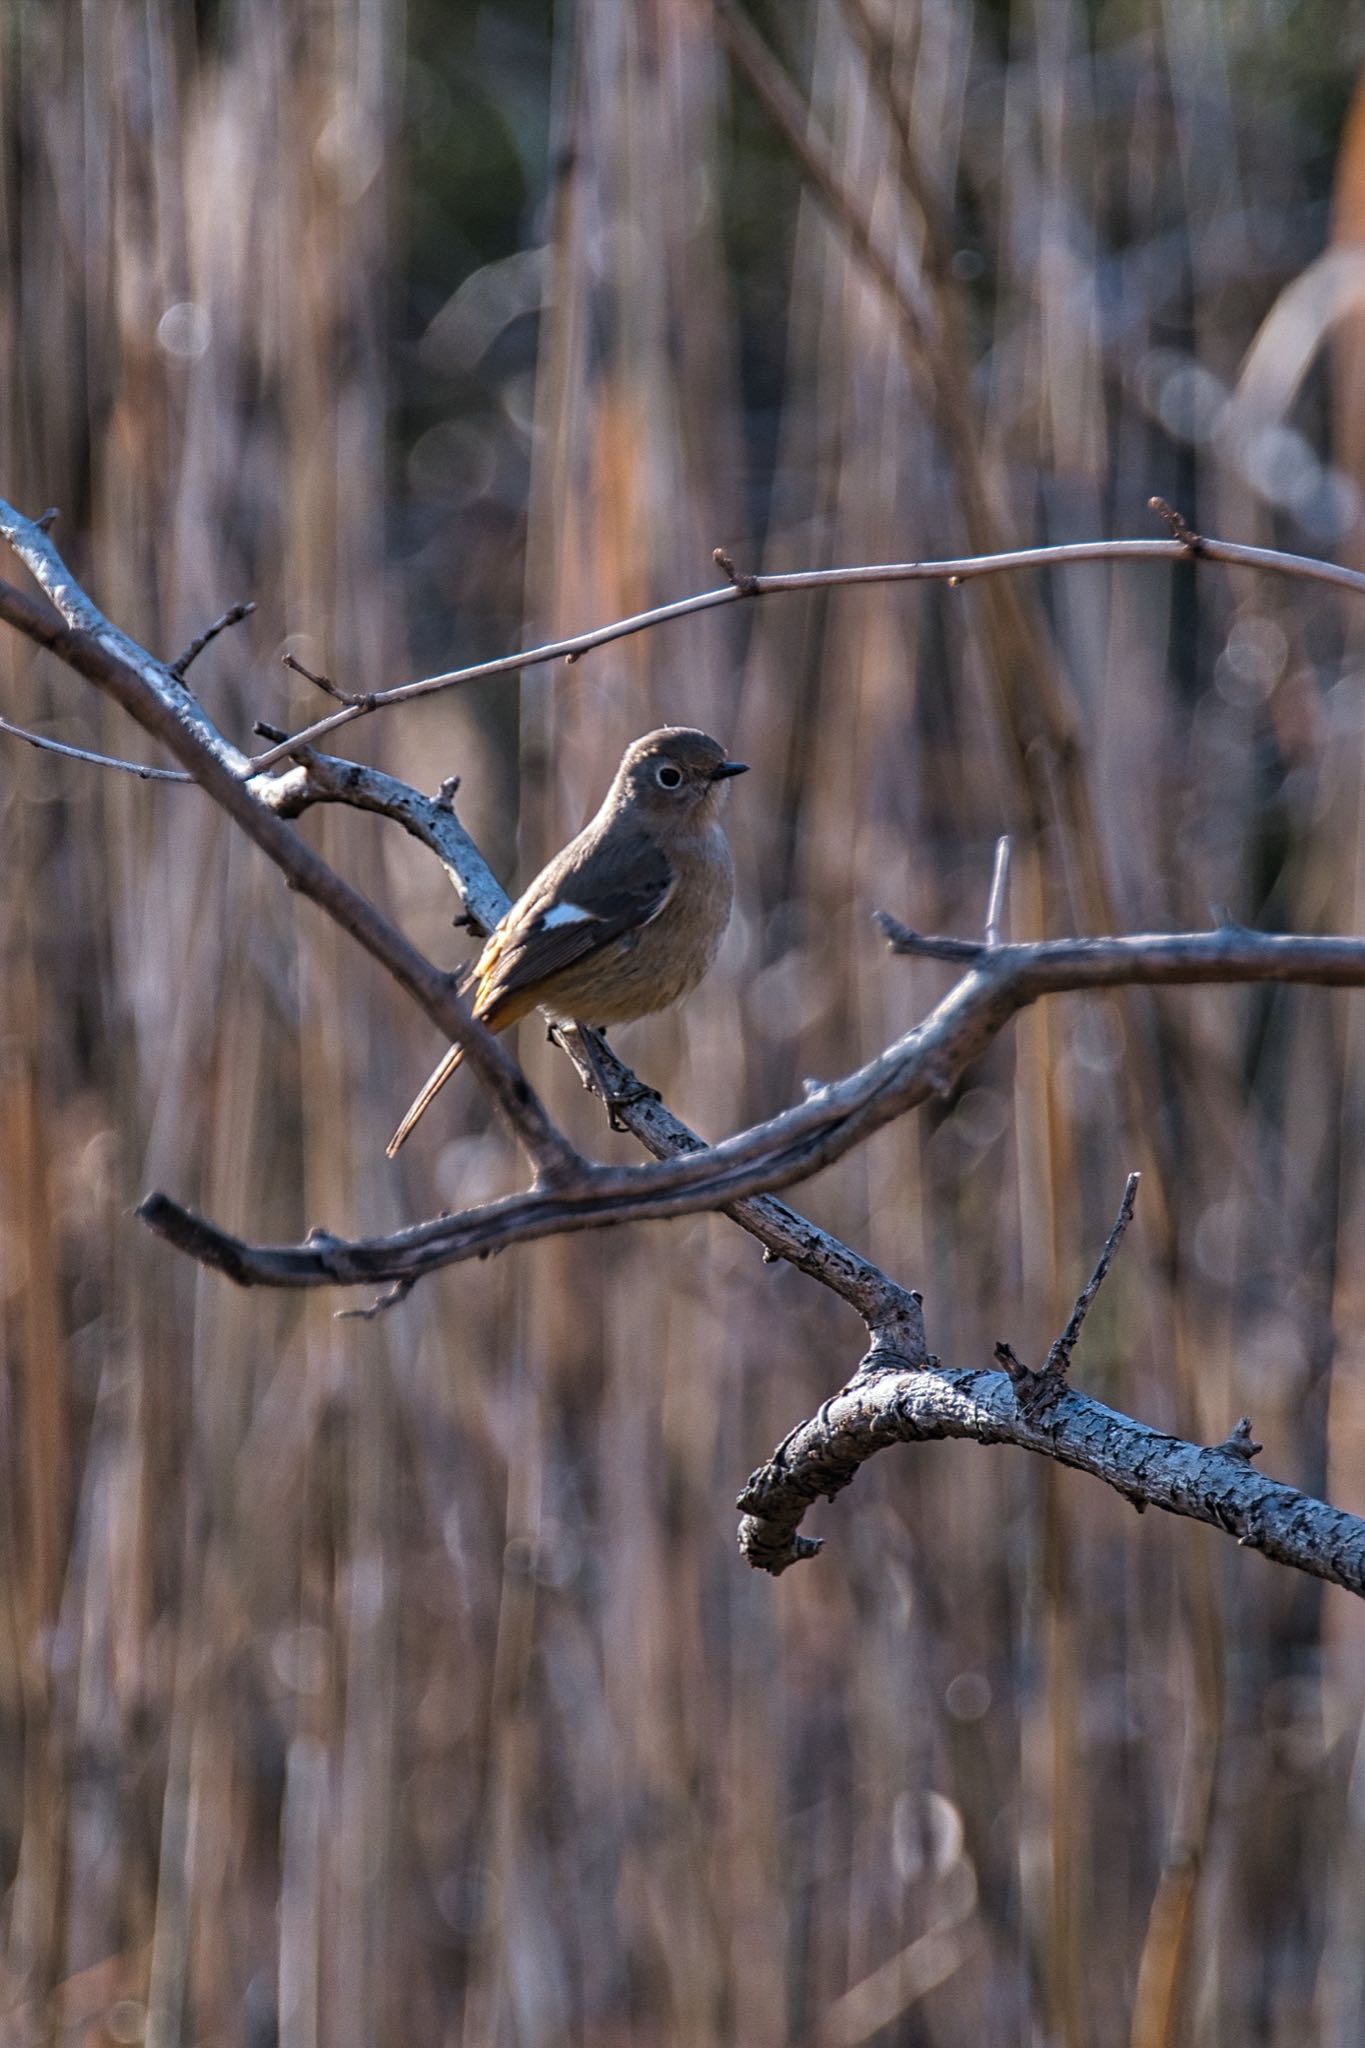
473, 833, 675, 1023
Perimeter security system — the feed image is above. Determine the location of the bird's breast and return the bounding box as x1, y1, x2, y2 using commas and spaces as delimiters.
543, 824, 734, 1027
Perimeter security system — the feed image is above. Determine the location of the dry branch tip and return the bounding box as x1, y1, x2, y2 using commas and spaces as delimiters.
1213, 1416, 1264, 1462
168, 599, 256, 680
336, 1276, 417, 1320
712, 546, 760, 596
1044, 1172, 1140, 1378
282, 651, 365, 706
1149, 496, 1202, 554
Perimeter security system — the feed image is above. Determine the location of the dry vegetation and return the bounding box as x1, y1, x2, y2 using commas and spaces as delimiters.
5, 2, 1365, 2044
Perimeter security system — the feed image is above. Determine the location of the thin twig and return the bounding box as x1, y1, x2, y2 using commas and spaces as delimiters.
282, 650, 375, 708
334, 1276, 416, 1321
244, 527, 1365, 770
167, 600, 256, 680
0, 712, 192, 781
1045, 1171, 1140, 1377
984, 835, 1011, 947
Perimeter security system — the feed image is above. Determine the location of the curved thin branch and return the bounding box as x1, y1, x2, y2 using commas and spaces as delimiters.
245, 527, 1365, 769
0, 711, 193, 780
735, 1359, 1365, 1592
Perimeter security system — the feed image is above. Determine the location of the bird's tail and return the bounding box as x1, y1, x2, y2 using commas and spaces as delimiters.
386, 1041, 465, 1157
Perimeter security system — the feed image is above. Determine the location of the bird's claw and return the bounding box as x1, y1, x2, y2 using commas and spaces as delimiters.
603, 1080, 661, 1131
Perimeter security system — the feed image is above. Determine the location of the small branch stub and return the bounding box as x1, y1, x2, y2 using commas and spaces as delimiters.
1213, 1416, 1263, 1462
1149, 496, 1202, 555
713, 547, 760, 597
984, 834, 1012, 948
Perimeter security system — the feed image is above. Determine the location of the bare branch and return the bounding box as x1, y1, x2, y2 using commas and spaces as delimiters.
133, 919, 1365, 1293
874, 916, 985, 962
735, 1356, 1365, 1591
0, 627, 927, 1351
244, 528, 1365, 770
0, 712, 192, 781
168, 600, 256, 680
12, 501, 1365, 1602
1045, 1170, 1140, 1377
881, 923, 1365, 991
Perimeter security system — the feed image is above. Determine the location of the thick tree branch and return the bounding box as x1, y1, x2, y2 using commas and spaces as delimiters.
737, 1178, 1365, 1588
735, 1358, 1365, 1589
133, 916, 1365, 1292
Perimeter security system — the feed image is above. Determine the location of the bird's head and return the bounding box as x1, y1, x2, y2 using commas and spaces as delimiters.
612, 727, 748, 825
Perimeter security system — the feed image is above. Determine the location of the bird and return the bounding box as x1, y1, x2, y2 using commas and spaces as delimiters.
386, 726, 748, 1156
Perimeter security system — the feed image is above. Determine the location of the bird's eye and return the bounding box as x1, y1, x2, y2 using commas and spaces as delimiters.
656, 763, 683, 790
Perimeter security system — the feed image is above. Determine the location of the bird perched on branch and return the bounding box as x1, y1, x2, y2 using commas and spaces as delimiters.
386, 727, 748, 1156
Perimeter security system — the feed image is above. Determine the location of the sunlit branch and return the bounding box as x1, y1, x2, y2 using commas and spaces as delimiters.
245, 522, 1365, 769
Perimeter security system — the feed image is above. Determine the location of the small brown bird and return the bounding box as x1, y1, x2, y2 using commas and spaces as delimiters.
386, 727, 748, 1156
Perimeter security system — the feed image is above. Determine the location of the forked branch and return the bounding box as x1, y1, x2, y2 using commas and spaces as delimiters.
135, 924, 1365, 1290
737, 1178, 1365, 1595
736, 1355, 1365, 1590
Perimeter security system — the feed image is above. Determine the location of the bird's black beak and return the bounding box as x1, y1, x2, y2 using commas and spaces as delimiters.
712, 760, 749, 780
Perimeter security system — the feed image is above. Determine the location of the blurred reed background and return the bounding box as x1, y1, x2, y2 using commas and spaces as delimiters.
3, 0, 1365, 2042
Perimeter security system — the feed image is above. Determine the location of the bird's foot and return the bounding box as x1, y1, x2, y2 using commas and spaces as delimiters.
602, 1078, 662, 1132
569, 1027, 661, 1129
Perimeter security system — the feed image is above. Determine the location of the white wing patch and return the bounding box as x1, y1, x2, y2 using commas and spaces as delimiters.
540, 901, 599, 929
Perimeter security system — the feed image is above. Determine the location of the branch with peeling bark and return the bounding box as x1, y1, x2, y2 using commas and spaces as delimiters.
738, 1174, 1365, 1594
7, 494, 1365, 1595
736, 1351, 1365, 1590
